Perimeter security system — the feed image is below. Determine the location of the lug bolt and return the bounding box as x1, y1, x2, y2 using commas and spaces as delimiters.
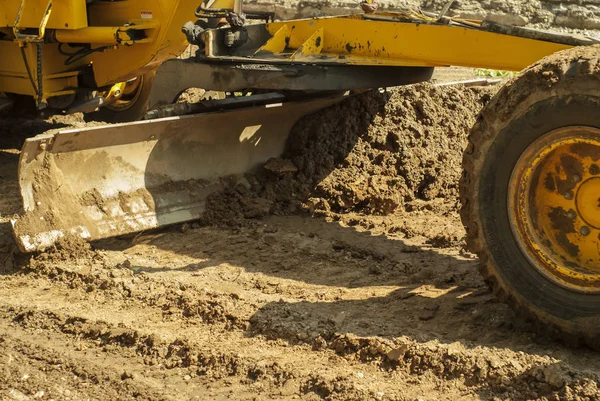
567, 209, 577, 219
580, 226, 591, 236
563, 191, 574, 200
591, 164, 600, 175
572, 175, 581, 183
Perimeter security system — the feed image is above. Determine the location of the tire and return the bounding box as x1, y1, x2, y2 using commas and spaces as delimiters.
460, 45, 600, 349
85, 71, 156, 123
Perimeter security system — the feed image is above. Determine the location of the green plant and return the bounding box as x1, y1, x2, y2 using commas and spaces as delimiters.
475, 68, 515, 78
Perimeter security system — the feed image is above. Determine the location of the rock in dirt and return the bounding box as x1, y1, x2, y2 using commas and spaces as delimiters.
418, 304, 440, 321
540, 364, 571, 389
263, 158, 299, 176
121, 370, 135, 380
386, 345, 408, 361
7, 389, 30, 401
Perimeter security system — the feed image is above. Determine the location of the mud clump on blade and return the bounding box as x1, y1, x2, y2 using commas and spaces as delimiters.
33, 234, 98, 264
203, 83, 494, 223
203, 176, 274, 226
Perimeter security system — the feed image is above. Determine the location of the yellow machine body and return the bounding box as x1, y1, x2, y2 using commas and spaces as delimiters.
0, 0, 88, 30
0, 0, 203, 102
256, 15, 570, 70
0, 1, 579, 106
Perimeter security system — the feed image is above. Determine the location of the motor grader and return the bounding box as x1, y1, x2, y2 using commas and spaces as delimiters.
2, 0, 600, 348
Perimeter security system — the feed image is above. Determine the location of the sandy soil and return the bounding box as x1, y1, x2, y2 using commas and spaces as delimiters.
1, 77, 600, 401
1, 3, 600, 398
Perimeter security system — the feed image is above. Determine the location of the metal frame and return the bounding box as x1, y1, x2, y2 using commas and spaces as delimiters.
146, 58, 434, 109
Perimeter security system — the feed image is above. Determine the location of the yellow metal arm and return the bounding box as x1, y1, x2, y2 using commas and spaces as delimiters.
203, 13, 586, 72
53, 21, 159, 45
264, 15, 572, 71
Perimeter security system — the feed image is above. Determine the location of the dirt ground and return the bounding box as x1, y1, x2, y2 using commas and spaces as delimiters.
2, 3, 600, 399
2, 77, 600, 401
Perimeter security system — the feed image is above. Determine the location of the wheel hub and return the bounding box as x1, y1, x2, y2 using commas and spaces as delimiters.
576, 177, 600, 230
509, 126, 600, 293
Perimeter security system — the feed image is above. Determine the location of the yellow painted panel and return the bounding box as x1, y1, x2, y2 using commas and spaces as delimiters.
0, 74, 77, 99
85, 0, 197, 85
267, 17, 571, 71
255, 24, 289, 55
291, 27, 324, 60
0, 41, 79, 98
1, 0, 88, 30
0, 0, 198, 96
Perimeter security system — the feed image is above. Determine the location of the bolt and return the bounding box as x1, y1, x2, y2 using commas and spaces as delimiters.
580, 226, 591, 236
567, 209, 577, 219
114, 89, 121, 97
591, 164, 600, 175
572, 175, 581, 183
563, 191, 574, 200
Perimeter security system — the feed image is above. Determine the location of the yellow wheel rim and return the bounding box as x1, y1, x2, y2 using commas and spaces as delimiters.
509, 126, 600, 293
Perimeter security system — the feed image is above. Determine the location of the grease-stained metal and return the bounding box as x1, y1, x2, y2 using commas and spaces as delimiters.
201, 13, 574, 71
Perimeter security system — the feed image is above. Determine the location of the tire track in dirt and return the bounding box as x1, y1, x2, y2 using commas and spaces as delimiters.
0, 283, 473, 401
1, 277, 599, 401
0, 219, 596, 399
0, 326, 182, 401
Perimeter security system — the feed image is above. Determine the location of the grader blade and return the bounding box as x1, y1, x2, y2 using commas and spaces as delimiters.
13, 95, 342, 252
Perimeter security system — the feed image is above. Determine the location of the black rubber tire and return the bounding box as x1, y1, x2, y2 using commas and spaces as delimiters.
460, 45, 600, 349
85, 71, 156, 123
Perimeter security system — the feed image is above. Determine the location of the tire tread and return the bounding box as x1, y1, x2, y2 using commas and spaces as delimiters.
460, 45, 600, 350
